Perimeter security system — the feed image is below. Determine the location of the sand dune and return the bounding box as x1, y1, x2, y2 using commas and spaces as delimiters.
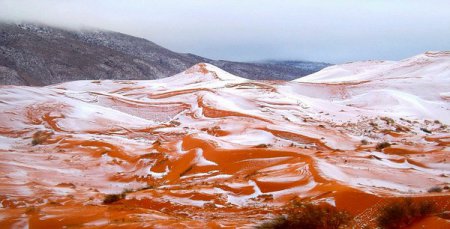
0, 53, 449, 228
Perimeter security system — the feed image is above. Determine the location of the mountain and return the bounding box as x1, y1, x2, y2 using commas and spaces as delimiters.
261, 60, 330, 72
0, 52, 448, 228
0, 22, 330, 86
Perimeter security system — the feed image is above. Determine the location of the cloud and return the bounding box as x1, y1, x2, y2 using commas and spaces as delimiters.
1, 0, 450, 63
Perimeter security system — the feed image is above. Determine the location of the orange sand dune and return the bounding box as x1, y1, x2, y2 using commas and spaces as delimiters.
0, 60, 449, 228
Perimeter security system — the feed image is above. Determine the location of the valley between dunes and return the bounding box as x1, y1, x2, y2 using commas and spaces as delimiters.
0, 51, 449, 228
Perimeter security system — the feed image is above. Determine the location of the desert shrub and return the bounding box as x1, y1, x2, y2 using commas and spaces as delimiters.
361, 139, 369, 145
381, 117, 395, 125
31, 131, 53, 145
103, 193, 126, 204
137, 185, 155, 191
103, 185, 155, 204
427, 186, 443, 193
395, 125, 410, 132
420, 128, 432, 134
437, 211, 450, 220
376, 142, 391, 151
256, 202, 351, 229
257, 216, 289, 229
377, 198, 435, 229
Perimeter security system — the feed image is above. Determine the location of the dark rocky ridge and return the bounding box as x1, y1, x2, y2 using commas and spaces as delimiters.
0, 22, 330, 85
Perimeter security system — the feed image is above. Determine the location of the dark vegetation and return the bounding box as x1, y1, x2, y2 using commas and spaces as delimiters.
103, 193, 126, 204
103, 185, 154, 204
395, 125, 410, 132
254, 144, 271, 148
427, 186, 443, 193
256, 202, 351, 229
376, 142, 391, 151
377, 198, 436, 229
31, 131, 53, 146
381, 117, 395, 125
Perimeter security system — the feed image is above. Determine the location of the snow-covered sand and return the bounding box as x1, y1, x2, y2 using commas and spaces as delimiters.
0, 52, 449, 228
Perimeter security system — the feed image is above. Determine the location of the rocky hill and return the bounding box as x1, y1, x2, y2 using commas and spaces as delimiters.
0, 22, 330, 85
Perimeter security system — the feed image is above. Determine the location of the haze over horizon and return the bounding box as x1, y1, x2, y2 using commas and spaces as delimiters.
1, 0, 450, 64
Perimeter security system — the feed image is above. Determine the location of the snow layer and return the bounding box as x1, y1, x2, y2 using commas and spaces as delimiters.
0, 53, 449, 227
293, 51, 450, 123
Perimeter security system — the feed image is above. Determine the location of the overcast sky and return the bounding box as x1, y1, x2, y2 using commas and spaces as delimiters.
1, 0, 449, 63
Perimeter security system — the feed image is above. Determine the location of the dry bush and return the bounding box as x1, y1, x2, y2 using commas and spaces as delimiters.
395, 125, 410, 132
103, 193, 126, 204
380, 117, 395, 125
377, 198, 435, 229
257, 216, 289, 229
137, 185, 155, 191
427, 186, 443, 193
32, 130, 53, 145
376, 142, 391, 151
420, 128, 432, 134
256, 202, 351, 229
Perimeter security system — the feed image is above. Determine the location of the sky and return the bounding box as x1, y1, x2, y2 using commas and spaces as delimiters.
1, 0, 449, 63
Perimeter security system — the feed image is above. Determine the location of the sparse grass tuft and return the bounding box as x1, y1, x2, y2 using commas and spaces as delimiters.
31, 131, 53, 146
103, 184, 156, 204
257, 216, 288, 229
256, 202, 351, 229
381, 117, 395, 125
376, 142, 391, 151
395, 125, 410, 132
103, 193, 126, 204
377, 198, 435, 229
137, 185, 155, 191
427, 186, 443, 193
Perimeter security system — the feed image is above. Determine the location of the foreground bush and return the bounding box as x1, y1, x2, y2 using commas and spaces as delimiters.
257, 202, 351, 229
31, 130, 53, 145
103, 193, 126, 204
102, 185, 154, 204
377, 198, 435, 229
376, 141, 391, 151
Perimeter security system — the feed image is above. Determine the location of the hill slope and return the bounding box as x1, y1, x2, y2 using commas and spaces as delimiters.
0, 22, 329, 85
295, 51, 450, 122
